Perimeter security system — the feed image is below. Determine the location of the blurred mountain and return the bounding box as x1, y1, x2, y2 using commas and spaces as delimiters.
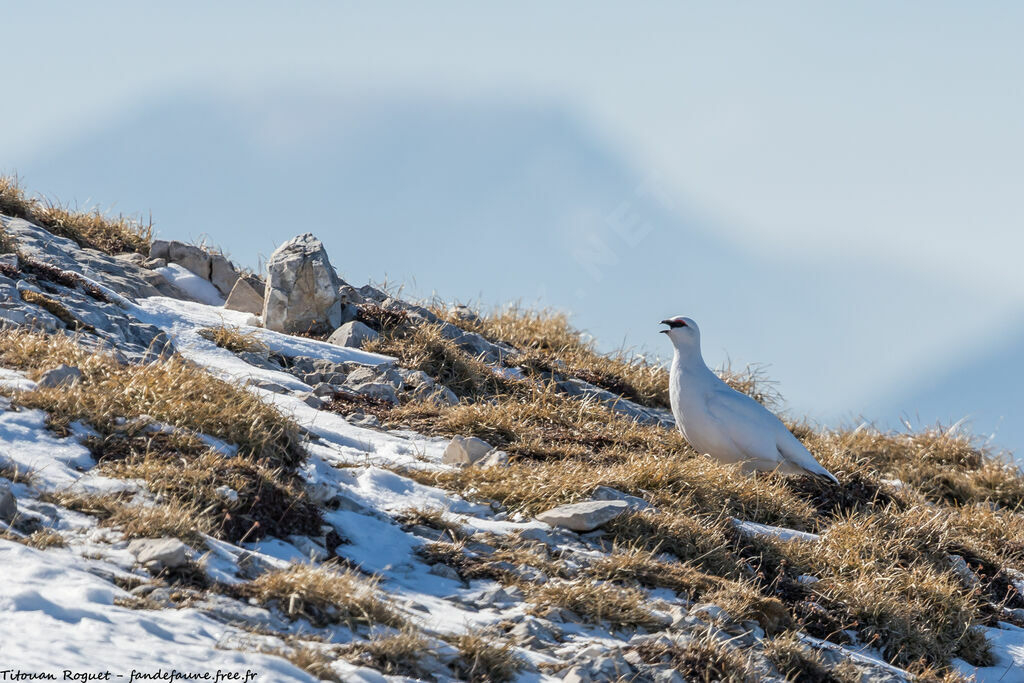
12, 87, 1018, 454
879, 318, 1023, 458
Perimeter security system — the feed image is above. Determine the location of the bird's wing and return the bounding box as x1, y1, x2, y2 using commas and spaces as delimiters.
704, 388, 785, 464
706, 388, 838, 483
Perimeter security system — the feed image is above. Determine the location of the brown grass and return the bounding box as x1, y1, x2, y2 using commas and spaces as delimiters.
525, 579, 665, 628
431, 303, 780, 409
198, 326, 267, 354
0, 329, 303, 468
364, 323, 509, 398
341, 630, 437, 679
241, 563, 404, 629
763, 632, 854, 683
44, 491, 210, 544
448, 633, 522, 683
632, 626, 757, 682
19, 289, 94, 331
0, 175, 152, 255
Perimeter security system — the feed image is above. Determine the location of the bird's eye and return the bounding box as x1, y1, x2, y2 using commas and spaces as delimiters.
670, 320, 687, 328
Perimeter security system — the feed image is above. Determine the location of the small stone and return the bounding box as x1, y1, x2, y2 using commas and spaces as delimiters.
37, 364, 83, 389
442, 435, 495, 467
214, 485, 239, 503
345, 366, 378, 386
328, 321, 379, 349
536, 500, 629, 532
311, 382, 335, 397
299, 393, 324, 409
690, 603, 730, 622
223, 277, 264, 316
796, 574, 820, 585
428, 564, 462, 581
355, 382, 399, 405
128, 537, 189, 570
590, 485, 654, 511
0, 484, 18, 523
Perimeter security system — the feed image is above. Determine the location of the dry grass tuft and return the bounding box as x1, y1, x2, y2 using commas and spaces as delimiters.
23, 529, 67, 549
0, 175, 152, 255
341, 630, 437, 680
278, 645, 342, 683
448, 633, 522, 683
763, 632, 853, 683
364, 322, 508, 398
805, 424, 1024, 509
525, 579, 665, 628
632, 626, 757, 682
44, 491, 210, 543
99, 447, 321, 543
241, 563, 404, 629
433, 303, 670, 406
0, 329, 304, 468
19, 289, 94, 331
198, 326, 267, 354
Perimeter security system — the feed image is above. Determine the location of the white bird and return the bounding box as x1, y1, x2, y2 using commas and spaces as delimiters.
660, 316, 839, 484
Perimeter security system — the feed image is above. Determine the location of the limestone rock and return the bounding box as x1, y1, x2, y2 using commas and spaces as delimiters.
167, 241, 211, 280
328, 320, 379, 349
37, 364, 83, 389
128, 537, 189, 570
536, 500, 628, 532
209, 253, 239, 297
442, 435, 495, 466
590, 485, 653, 511
262, 233, 343, 335
224, 277, 264, 315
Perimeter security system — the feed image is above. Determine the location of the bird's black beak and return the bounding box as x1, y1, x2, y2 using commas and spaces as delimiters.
659, 319, 672, 334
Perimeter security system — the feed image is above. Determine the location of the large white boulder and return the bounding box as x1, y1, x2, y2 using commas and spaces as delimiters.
262, 233, 343, 335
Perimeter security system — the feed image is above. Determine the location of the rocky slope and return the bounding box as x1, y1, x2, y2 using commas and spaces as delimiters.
1, 204, 1023, 683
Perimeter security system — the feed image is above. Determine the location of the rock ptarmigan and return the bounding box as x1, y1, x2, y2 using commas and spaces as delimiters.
661, 316, 838, 484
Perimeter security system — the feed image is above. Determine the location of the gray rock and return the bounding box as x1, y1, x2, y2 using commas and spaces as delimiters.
224, 276, 264, 315
355, 382, 399, 405
209, 253, 239, 297
128, 537, 189, 570
428, 564, 462, 581
536, 500, 629, 532
0, 484, 18, 523
262, 233, 343, 335
149, 240, 170, 260
167, 241, 211, 279
345, 366, 378, 386
37, 364, 83, 389
510, 618, 562, 648
442, 435, 495, 466
328, 320, 379, 349
590, 485, 654, 511
299, 393, 324, 409
311, 382, 336, 398
2, 217, 185, 300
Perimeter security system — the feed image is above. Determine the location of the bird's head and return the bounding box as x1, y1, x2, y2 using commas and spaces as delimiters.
660, 316, 700, 350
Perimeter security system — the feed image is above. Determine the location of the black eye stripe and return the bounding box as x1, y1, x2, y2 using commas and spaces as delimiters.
668, 320, 687, 328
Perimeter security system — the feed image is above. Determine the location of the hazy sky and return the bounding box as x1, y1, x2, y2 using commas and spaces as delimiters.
3, 2, 1022, 447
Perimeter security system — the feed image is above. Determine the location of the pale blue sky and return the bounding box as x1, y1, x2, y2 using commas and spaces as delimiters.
3, 2, 1022, 452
